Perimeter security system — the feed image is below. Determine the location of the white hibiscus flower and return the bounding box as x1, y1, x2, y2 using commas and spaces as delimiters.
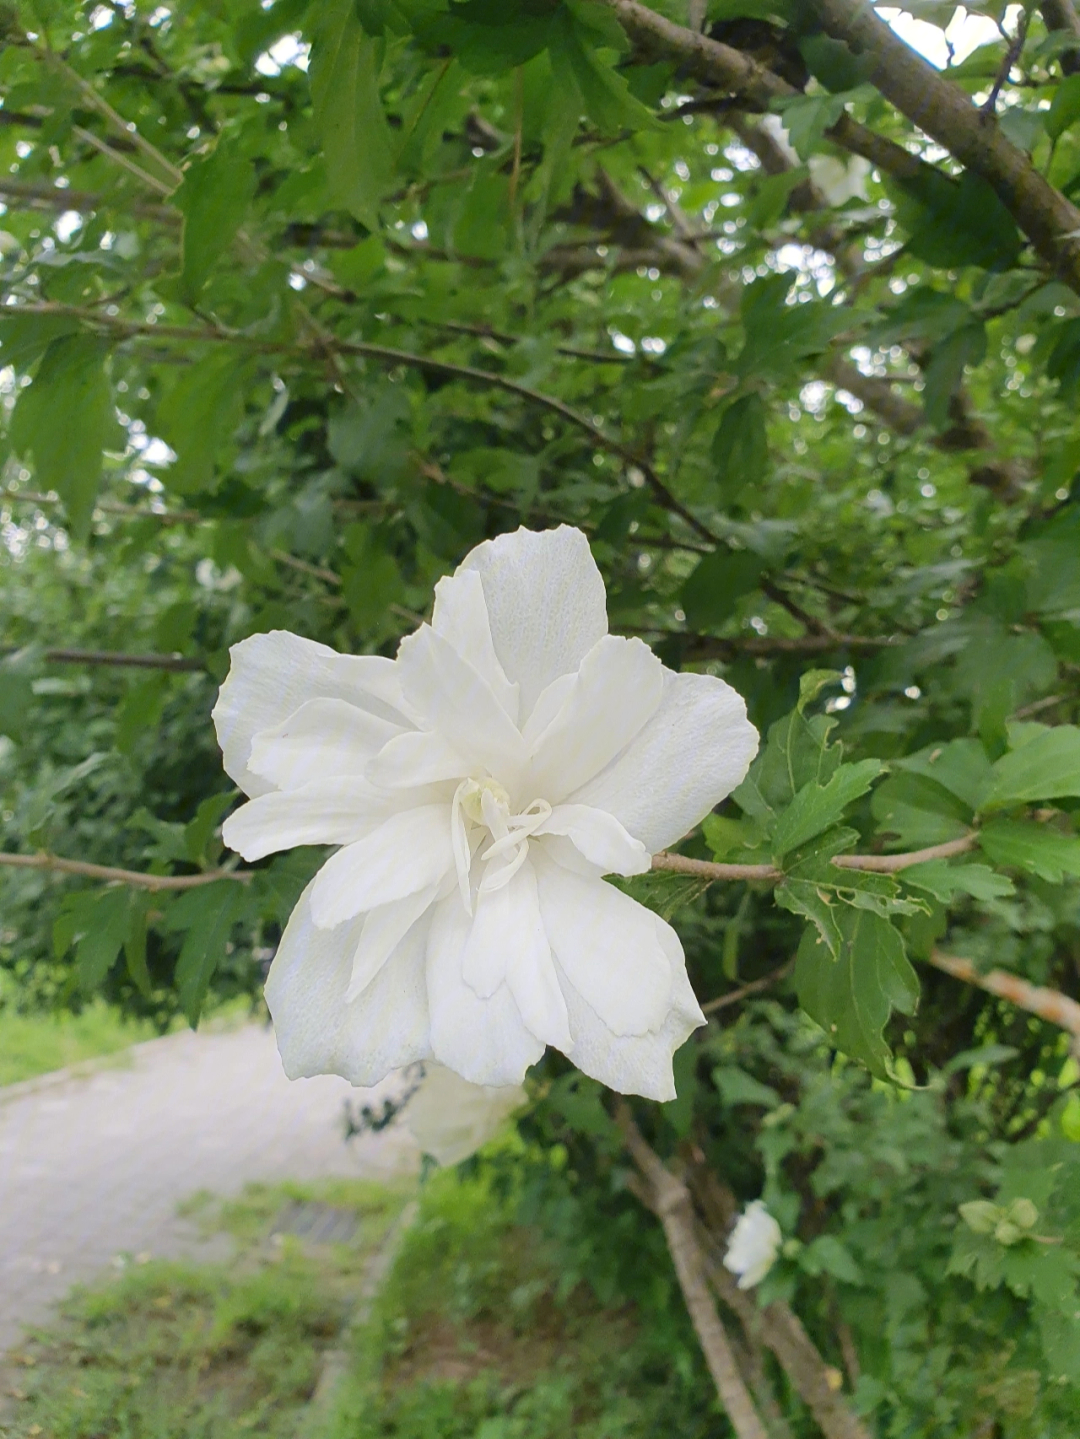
213, 524, 757, 1100
404, 1063, 526, 1167
723, 1201, 783, 1290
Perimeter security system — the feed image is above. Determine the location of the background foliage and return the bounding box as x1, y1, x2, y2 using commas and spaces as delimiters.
5, 0, 1080, 1428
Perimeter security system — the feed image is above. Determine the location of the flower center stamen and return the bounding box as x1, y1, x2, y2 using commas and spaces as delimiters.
450, 778, 550, 914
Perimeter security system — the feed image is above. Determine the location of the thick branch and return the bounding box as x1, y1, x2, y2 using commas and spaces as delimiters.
615, 1106, 770, 1439
929, 949, 1080, 1036
0, 851, 250, 891
813, 0, 1080, 291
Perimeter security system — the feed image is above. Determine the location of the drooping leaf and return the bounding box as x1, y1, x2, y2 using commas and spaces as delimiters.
74, 887, 133, 992
711, 393, 768, 501
310, 0, 393, 227
794, 909, 920, 1080
166, 881, 245, 1026
175, 139, 258, 302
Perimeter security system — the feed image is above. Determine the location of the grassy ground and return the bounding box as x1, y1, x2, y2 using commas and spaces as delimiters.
1, 1165, 714, 1439
0, 1001, 156, 1088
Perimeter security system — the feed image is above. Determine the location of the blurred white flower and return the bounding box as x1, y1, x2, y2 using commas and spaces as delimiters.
214, 524, 757, 1100
404, 1063, 525, 1167
724, 1200, 782, 1290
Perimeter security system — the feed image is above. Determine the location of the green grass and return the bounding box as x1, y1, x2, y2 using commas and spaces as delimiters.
0, 1001, 156, 1087
1, 1167, 713, 1439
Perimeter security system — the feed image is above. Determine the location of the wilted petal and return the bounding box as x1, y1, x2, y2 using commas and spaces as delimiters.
426, 894, 545, 1086
432, 567, 519, 724
310, 804, 454, 929
347, 883, 441, 1002
459, 525, 608, 722
526, 636, 664, 803
533, 851, 672, 1036
535, 805, 649, 876
397, 626, 528, 790
367, 729, 468, 789
404, 1063, 526, 1167
222, 779, 391, 860
555, 920, 705, 1102
248, 698, 403, 791
213, 630, 409, 798
265, 882, 431, 1087
570, 670, 759, 854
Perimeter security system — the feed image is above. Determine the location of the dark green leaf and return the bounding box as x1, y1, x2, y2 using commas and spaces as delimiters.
901, 861, 1014, 902
175, 140, 257, 302
607, 870, 710, 921
167, 881, 245, 1026
1046, 74, 1080, 141
680, 549, 764, 630
711, 393, 768, 500
75, 887, 132, 993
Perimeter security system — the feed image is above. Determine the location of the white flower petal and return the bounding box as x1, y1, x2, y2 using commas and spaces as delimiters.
248, 697, 403, 791
397, 626, 528, 790
501, 862, 571, 1050
526, 636, 664, 803
570, 670, 759, 854
555, 922, 705, 1101
535, 805, 650, 876
366, 730, 468, 789
213, 630, 408, 798
346, 884, 441, 1002
405, 1063, 526, 1167
521, 672, 576, 749
426, 894, 545, 1086
459, 525, 608, 723
265, 882, 431, 1086
222, 780, 391, 860
533, 852, 672, 1036
432, 567, 519, 724
724, 1202, 782, 1289
310, 804, 454, 929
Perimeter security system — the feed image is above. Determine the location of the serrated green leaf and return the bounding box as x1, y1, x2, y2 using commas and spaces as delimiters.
547, 9, 658, 134
735, 704, 840, 822
75, 887, 132, 993
166, 881, 244, 1026
771, 758, 883, 859
979, 819, 1080, 882
310, 0, 393, 227
175, 139, 257, 302
778, 829, 924, 956
711, 393, 768, 501
871, 771, 972, 848
980, 726, 1080, 810
9, 335, 122, 537
901, 860, 1014, 902
794, 910, 919, 1080
607, 870, 710, 921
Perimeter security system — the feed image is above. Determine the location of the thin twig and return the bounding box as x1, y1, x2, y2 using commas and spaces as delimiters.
40, 648, 206, 672
702, 961, 795, 1014
0, 851, 251, 891
651, 834, 978, 885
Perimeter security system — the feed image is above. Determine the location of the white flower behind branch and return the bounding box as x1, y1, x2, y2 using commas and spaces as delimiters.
724, 1200, 783, 1290
214, 524, 758, 1100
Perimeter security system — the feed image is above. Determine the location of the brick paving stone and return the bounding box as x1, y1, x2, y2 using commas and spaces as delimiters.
0, 1024, 419, 1357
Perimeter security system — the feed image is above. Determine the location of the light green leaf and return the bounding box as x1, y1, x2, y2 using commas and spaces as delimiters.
771, 758, 883, 859
980, 726, 1080, 810
871, 771, 972, 848
978, 819, 1080, 882
901, 861, 1014, 902
75, 887, 133, 993
713, 1065, 781, 1108
1046, 73, 1080, 141
175, 139, 257, 301
9, 335, 122, 537
794, 909, 920, 1081
310, 0, 393, 227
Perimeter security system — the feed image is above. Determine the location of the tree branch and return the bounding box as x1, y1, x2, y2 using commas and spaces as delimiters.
701, 960, 795, 1014
614, 1105, 771, 1439
39, 648, 206, 672
0, 851, 251, 891
929, 948, 1080, 1036
651, 833, 978, 884
812, 0, 1080, 292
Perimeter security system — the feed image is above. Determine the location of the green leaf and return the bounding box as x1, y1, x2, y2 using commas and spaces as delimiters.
155, 350, 245, 494
1046, 73, 1080, 141
777, 829, 924, 958
310, 0, 393, 228
923, 324, 987, 430
9, 335, 122, 537
547, 9, 658, 135
771, 759, 883, 860
800, 1233, 864, 1284
735, 704, 840, 822
979, 818, 1080, 882
713, 1065, 780, 1108
680, 549, 764, 630
166, 881, 245, 1026
124, 892, 153, 999
184, 791, 235, 867
607, 870, 710, 921
798, 33, 874, 93
980, 726, 1080, 810
889, 168, 1022, 271
746, 167, 808, 230
894, 738, 992, 811
871, 771, 972, 848
75, 887, 133, 993
711, 393, 768, 501
901, 860, 1014, 902
794, 909, 919, 1080
0, 646, 39, 742
0, 310, 80, 371
175, 139, 257, 302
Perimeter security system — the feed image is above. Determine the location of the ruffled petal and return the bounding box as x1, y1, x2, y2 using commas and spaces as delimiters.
431, 567, 519, 724
459, 525, 608, 723
346, 883, 441, 1002
426, 894, 545, 1086
248, 697, 403, 791
535, 805, 650, 876
309, 804, 454, 929
533, 850, 671, 1036
222, 780, 391, 860
569, 670, 759, 854
526, 635, 664, 805
213, 630, 408, 798
366, 730, 468, 790
396, 625, 528, 791
554, 924, 705, 1102
265, 882, 431, 1087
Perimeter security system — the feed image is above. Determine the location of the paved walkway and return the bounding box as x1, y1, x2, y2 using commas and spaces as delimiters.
0, 1024, 419, 1357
